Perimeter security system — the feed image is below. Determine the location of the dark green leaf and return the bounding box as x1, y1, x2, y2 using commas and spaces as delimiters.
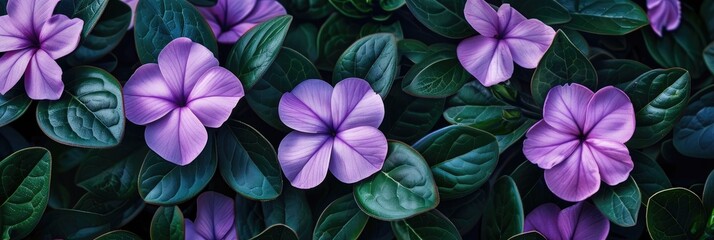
278, 0, 333, 20
438, 189, 488, 234
398, 39, 431, 64
704, 43, 714, 75
557, 0, 648, 35
67, 0, 130, 65
73, 0, 109, 37
443, 105, 524, 134
510, 161, 559, 213
495, 119, 535, 153
646, 188, 707, 240
0, 127, 29, 160
481, 176, 523, 240
508, 231, 547, 240
502, 0, 570, 24
701, 0, 714, 39
360, 21, 404, 40
404, 0, 475, 38
236, 195, 266, 239
402, 52, 470, 98
562, 28, 590, 56
642, 9, 708, 78
333, 33, 398, 98
630, 151, 671, 202
704, 170, 714, 212
316, 13, 360, 69
251, 224, 299, 240
594, 59, 651, 88
329, 0, 371, 18
0, 148, 51, 239
313, 194, 369, 240
94, 230, 141, 240
188, 0, 217, 7
391, 210, 461, 240
150, 206, 184, 240
72, 193, 145, 228
35, 209, 111, 240
284, 23, 319, 62
75, 145, 147, 199
358, 219, 393, 240
262, 186, 312, 240
592, 177, 641, 227
447, 81, 504, 107
674, 85, 714, 158
380, 87, 445, 144
0, 87, 31, 127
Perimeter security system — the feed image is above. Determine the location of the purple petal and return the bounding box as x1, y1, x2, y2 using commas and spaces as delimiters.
463, 0, 499, 37
558, 202, 610, 240
524, 203, 563, 240
158, 38, 219, 99
194, 191, 237, 240
457, 36, 513, 87
39, 15, 83, 59
0, 49, 33, 95
25, 50, 63, 100
124, 64, 177, 125
330, 126, 387, 184
199, 0, 256, 43
278, 132, 333, 189
214, 0, 285, 44
583, 86, 635, 143
504, 19, 555, 68
145, 108, 208, 166
0, 16, 31, 52
647, 0, 681, 36
331, 78, 384, 131
184, 220, 208, 240
120, 0, 138, 29
186, 67, 244, 128
496, 4, 527, 35
544, 144, 601, 202
523, 120, 579, 169
542, 83, 593, 135
7, 0, 59, 36
584, 139, 634, 186
278, 79, 333, 133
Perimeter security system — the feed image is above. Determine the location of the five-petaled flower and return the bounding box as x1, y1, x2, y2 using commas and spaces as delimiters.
199, 0, 286, 44
525, 202, 610, 240
278, 78, 388, 189
647, 0, 681, 36
0, 0, 83, 100
124, 37, 244, 166
185, 191, 237, 240
523, 83, 636, 202
457, 0, 555, 87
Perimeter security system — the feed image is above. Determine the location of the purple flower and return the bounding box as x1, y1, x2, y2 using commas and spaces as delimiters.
457, 0, 555, 87
523, 84, 636, 202
0, 0, 83, 100
278, 78, 388, 189
121, 0, 138, 29
647, 0, 681, 36
185, 191, 237, 240
524, 202, 610, 240
123, 37, 244, 166
199, 0, 286, 44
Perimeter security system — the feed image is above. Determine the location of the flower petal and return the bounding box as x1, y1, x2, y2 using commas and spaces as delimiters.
583, 86, 635, 143
120, 0, 139, 29
194, 191, 237, 240
158, 37, 219, 98
331, 78, 384, 131
584, 139, 634, 186
544, 144, 601, 202
186, 67, 244, 128
200, 0, 255, 30
647, 0, 681, 36
7, 0, 59, 35
524, 203, 563, 240
0, 15, 31, 52
504, 19, 555, 68
39, 14, 83, 59
278, 79, 333, 133
184, 220, 208, 240
145, 108, 208, 166
542, 83, 593, 135
523, 120, 580, 169
0, 49, 33, 95
240, 0, 286, 25
330, 126, 387, 184
496, 4, 527, 34
464, 0, 499, 37
124, 63, 177, 125
25, 50, 63, 100
277, 132, 333, 189
457, 36, 513, 87
557, 202, 610, 240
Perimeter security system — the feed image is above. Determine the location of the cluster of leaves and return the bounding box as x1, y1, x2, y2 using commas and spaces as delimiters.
0, 0, 713, 239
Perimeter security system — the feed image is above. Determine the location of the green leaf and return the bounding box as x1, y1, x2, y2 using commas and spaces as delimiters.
150, 206, 184, 240
510, 161, 559, 213
313, 194, 369, 240
138, 137, 217, 205
278, 0, 333, 20
245, 47, 321, 131
448, 81, 504, 107
0, 127, 29, 160
354, 141, 439, 220
412, 125, 499, 199
508, 232, 547, 240
75, 144, 147, 199
34, 209, 111, 240
531, 30, 597, 106
226, 15, 293, 91
404, 0, 475, 39
188, 0, 217, 7
380, 87, 445, 144
316, 13, 360, 69
704, 170, 714, 212
217, 120, 282, 200
646, 188, 707, 240
592, 177, 641, 227
329, 0, 371, 18
73, 0, 110, 38
438, 189, 488, 234
262, 186, 313, 240
134, 0, 218, 63
702, 0, 714, 39
391, 210, 461, 240
674, 85, 714, 158
630, 151, 671, 202
236, 195, 266, 239
481, 176, 524, 240
284, 23, 319, 62
502, 0, 571, 24
251, 224, 299, 240
402, 52, 470, 98
642, 8, 708, 79
333, 33, 398, 98
398, 39, 431, 64
360, 21, 404, 40
621, 68, 691, 148
561, 28, 590, 56
358, 219, 393, 240
0, 148, 51, 239
443, 105, 524, 134
495, 119, 535, 153
72, 193, 145, 228
557, 0, 648, 35
93, 230, 141, 240
67, 0, 131, 65
594, 59, 651, 87
704, 43, 714, 75
36, 67, 125, 148
0, 87, 31, 127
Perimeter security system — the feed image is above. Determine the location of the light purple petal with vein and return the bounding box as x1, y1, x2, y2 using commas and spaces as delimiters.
25, 50, 63, 100
184, 220, 207, 240
7, 0, 59, 36
194, 191, 237, 240
217, 0, 285, 43
39, 15, 83, 59
331, 78, 384, 131
187, 67, 244, 128
330, 126, 387, 183
584, 139, 634, 186
544, 145, 601, 202
542, 84, 593, 135
0, 49, 33, 94
457, 36, 513, 87
158, 38, 219, 98
496, 4, 526, 35
557, 202, 609, 240
504, 19, 555, 68
524, 203, 563, 240
145, 108, 208, 166
463, 0, 498, 37
647, 0, 681, 36
583, 86, 635, 143
0, 16, 31, 52
523, 120, 579, 169
200, 0, 255, 30
278, 132, 333, 189
124, 64, 177, 125
278, 79, 333, 133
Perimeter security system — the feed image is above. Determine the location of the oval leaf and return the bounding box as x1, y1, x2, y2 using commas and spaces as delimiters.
403, 0, 475, 39
437, 189, 488, 234
402, 52, 470, 98
443, 105, 525, 134
94, 230, 141, 240
333, 33, 398, 98
630, 151, 671, 202
558, 0, 648, 35
646, 188, 707, 240
236, 195, 266, 239
75, 144, 147, 198
642, 9, 708, 79
380, 87, 445, 144
592, 177, 642, 227
0, 87, 31, 127
73, 0, 110, 37
481, 176, 524, 240
67, 0, 131, 65
251, 224, 299, 240
262, 186, 313, 240
391, 210, 461, 240
508, 232, 547, 240
316, 13, 360, 70
502, 0, 571, 24
674, 85, 714, 158
510, 161, 559, 213
313, 194, 369, 240
0, 148, 51, 239
150, 206, 185, 240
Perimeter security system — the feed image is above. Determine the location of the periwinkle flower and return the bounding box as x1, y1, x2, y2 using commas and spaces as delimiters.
185, 191, 237, 240
525, 202, 610, 240
457, 0, 555, 87
199, 0, 286, 44
523, 84, 635, 202
278, 78, 388, 189
121, 0, 138, 29
0, 0, 83, 100
647, 0, 681, 36
124, 37, 244, 166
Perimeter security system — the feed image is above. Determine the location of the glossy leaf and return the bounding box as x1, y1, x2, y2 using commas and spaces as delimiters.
35, 209, 111, 240
557, 0, 648, 35
75, 144, 147, 199
443, 105, 524, 134
481, 176, 524, 240
642, 9, 708, 79
0, 127, 29, 160
448, 81, 504, 107
262, 186, 313, 240
150, 206, 184, 240
495, 119, 535, 153
403, 0, 474, 39
438, 189, 488, 234
93, 230, 142, 240
594, 59, 651, 88
359, 21, 404, 40
508, 232, 546, 240
630, 151, 671, 202
502, 0, 571, 24
510, 162, 559, 213
0, 87, 31, 127
592, 177, 641, 227
251, 224, 299, 240
188, 0, 217, 7
284, 23, 319, 62
67, 0, 131, 65
316, 14, 360, 69
236, 195, 266, 239
278, 0, 333, 20
398, 39, 431, 64
380, 86, 445, 144
72, 193, 145, 228
705, 43, 714, 75
333, 33, 398, 98
0, 148, 51, 239
704, 170, 714, 212
646, 188, 707, 240
402, 52, 470, 98
391, 210, 461, 240
73, 0, 109, 37
674, 85, 714, 158
313, 194, 369, 240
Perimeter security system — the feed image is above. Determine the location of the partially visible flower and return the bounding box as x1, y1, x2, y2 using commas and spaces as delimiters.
525, 202, 610, 240
185, 191, 237, 240
523, 84, 635, 202
457, 0, 555, 87
199, 0, 286, 44
278, 78, 388, 189
123, 37, 244, 165
647, 0, 681, 36
121, 0, 138, 29
0, 0, 83, 100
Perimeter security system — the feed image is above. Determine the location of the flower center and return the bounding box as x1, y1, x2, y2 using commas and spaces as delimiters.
577, 132, 587, 142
